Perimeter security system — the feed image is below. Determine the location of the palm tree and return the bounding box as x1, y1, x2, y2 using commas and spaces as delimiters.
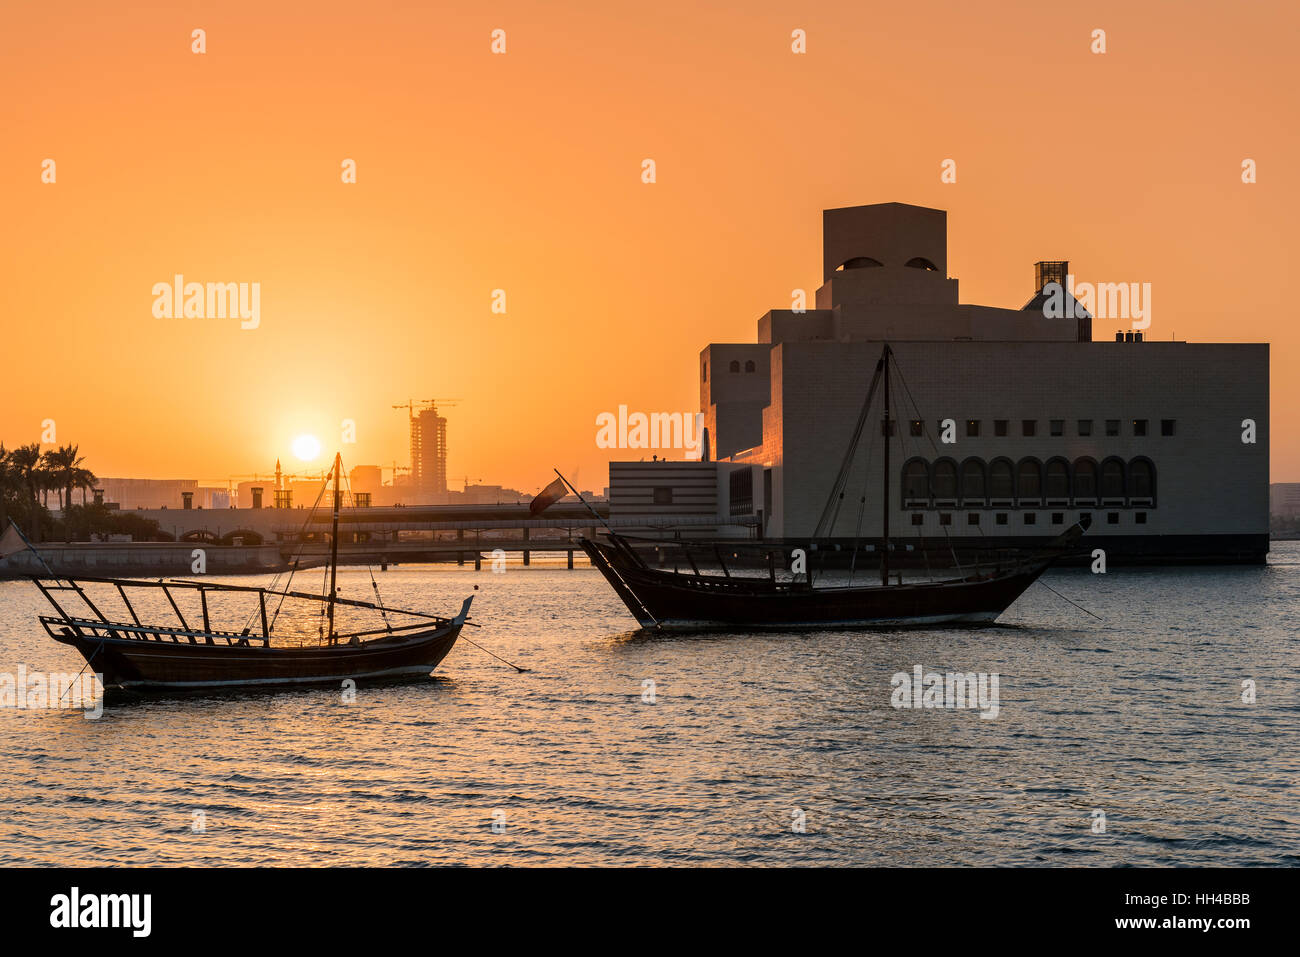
39, 468, 60, 509
0, 444, 14, 530
44, 445, 89, 515
8, 444, 45, 542
73, 467, 98, 506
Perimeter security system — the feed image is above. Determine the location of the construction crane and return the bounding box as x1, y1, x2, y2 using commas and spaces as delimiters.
392, 398, 460, 418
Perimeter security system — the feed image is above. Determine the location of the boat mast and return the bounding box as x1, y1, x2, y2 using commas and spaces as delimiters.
881, 345, 891, 587
326, 452, 341, 641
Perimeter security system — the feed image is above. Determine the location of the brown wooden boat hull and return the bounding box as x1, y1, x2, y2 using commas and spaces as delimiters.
50, 624, 464, 690
582, 539, 1055, 630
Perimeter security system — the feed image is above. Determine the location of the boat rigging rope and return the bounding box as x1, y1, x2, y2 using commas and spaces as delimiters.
812, 383, 880, 587
1035, 578, 1105, 621
890, 353, 963, 572
338, 466, 393, 633
813, 357, 883, 539
960, 471, 1103, 621
234, 479, 330, 637
845, 433, 875, 587
266, 479, 330, 635
456, 633, 531, 673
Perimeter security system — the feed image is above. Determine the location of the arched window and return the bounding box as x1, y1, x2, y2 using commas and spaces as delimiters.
1045, 457, 1071, 501
931, 458, 958, 501
1128, 457, 1155, 502
904, 257, 939, 271
960, 458, 986, 504
744, 360, 756, 373
901, 458, 930, 505
837, 257, 883, 270
988, 457, 1014, 501
1016, 458, 1043, 502
1101, 457, 1126, 501
1073, 458, 1098, 501
728, 360, 740, 373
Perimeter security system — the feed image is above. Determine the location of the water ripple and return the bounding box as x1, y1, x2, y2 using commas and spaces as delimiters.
0, 548, 1296, 865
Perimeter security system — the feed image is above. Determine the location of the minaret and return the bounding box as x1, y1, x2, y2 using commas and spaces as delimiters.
275, 459, 282, 491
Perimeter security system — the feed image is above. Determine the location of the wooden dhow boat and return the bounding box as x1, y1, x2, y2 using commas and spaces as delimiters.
15, 454, 473, 690
579, 528, 1081, 630
568, 344, 1086, 630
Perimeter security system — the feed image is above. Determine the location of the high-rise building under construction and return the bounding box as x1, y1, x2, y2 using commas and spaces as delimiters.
410, 404, 448, 501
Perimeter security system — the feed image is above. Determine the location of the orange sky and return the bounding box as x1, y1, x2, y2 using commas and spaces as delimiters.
2, 0, 1297, 491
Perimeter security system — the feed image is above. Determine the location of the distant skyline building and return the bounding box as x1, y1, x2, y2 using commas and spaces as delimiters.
1271, 483, 1300, 519
98, 477, 204, 510
409, 403, 449, 503
350, 465, 383, 499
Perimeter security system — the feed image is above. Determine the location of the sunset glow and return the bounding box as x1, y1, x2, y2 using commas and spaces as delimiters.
291, 434, 322, 463
1, 1, 1296, 489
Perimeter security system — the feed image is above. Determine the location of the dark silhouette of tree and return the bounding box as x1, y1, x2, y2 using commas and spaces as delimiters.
8, 444, 47, 542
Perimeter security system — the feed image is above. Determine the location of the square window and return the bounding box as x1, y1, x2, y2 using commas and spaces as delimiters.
939, 513, 952, 526
1078, 419, 1093, 436
994, 420, 1009, 437
1135, 512, 1147, 524
995, 513, 1008, 526
1161, 419, 1176, 436
967, 513, 980, 525
1107, 512, 1119, 525
910, 419, 924, 437
1105, 419, 1120, 437
1133, 419, 1148, 437
652, 487, 673, 505
1024, 512, 1037, 525
1022, 419, 1037, 437
1050, 419, 1064, 437
966, 419, 980, 437
1052, 512, 1064, 525
911, 513, 924, 526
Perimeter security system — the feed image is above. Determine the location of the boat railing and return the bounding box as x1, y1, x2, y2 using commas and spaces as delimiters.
39, 615, 266, 647
29, 573, 455, 649
38, 611, 446, 649
611, 537, 1043, 573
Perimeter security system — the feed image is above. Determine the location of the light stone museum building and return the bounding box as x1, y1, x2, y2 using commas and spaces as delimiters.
609, 202, 1269, 564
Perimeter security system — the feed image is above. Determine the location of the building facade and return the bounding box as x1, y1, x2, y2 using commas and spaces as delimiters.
612, 202, 1269, 564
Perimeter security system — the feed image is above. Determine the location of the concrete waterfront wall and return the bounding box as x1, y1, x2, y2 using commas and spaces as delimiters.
0, 543, 284, 578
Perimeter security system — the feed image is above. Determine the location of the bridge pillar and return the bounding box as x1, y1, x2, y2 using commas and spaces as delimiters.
474, 554, 481, 571
567, 549, 574, 570
523, 526, 530, 566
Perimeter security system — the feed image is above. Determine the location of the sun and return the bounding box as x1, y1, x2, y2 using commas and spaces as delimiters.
291, 434, 322, 462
